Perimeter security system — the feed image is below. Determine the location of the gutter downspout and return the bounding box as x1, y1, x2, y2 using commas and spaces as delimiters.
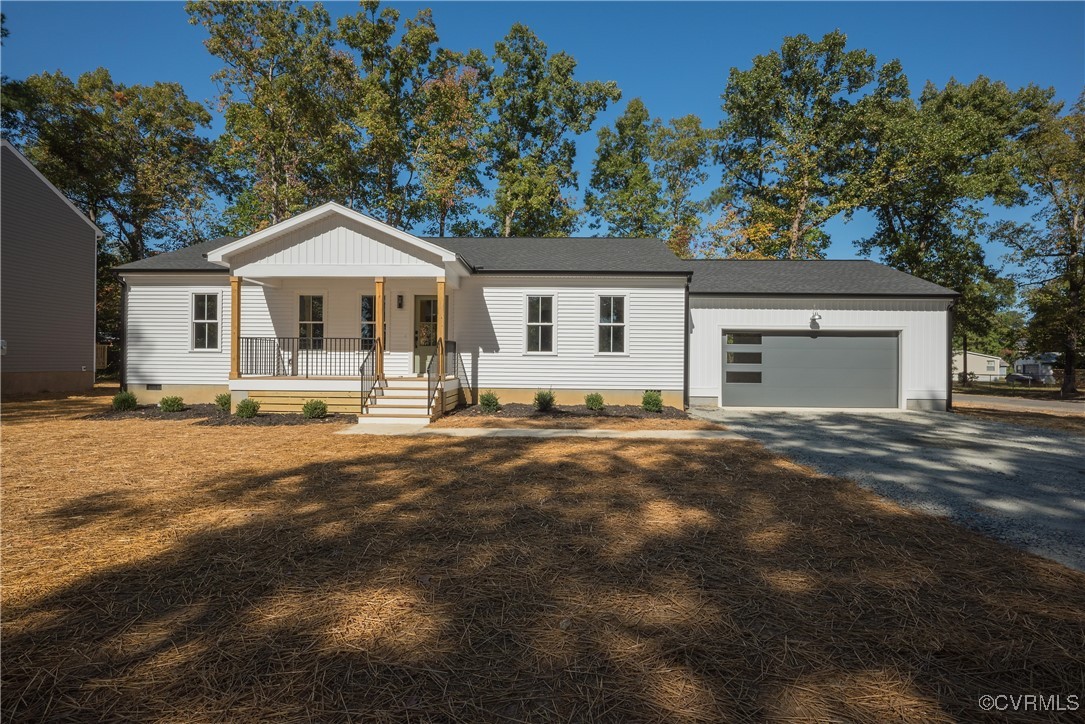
119, 274, 128, 392
946, 298, 956, 412
683, 274, 691, 409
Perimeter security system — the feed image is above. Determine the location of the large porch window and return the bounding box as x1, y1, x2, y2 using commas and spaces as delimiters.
361, 295, 379, 348
299, 295, 324, 350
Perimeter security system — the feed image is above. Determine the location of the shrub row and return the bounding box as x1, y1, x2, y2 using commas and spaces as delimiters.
111, 391, 269, 419
476, 389, 664, 414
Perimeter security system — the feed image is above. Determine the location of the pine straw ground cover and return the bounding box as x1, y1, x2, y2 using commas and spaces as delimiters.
432, 403, 724, 431
2, 393, 1084, 723
951, 403, 1085, 436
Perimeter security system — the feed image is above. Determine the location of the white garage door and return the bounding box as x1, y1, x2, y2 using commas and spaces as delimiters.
722, 331, 899, 408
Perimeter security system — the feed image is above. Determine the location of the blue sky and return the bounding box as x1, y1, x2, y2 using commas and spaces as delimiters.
3, 1, 1083, 261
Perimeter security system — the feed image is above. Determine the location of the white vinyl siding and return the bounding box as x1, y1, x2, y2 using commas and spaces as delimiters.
126, 275, 231, 384
689, 296, 951, 408
452, 275, 686, 394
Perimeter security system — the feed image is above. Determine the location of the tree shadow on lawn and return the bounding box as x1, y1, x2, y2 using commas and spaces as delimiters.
3, 436, 1084, 722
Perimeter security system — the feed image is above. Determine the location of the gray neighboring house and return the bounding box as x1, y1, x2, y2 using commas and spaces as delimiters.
1, 140, 102, 396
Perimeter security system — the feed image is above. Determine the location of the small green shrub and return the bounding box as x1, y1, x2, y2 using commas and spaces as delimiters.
159, 396, 185, 413
302, 399, 328, 419
533, 389, 555, 412
641, 390, 663, 413
479, 390, 501, 413
214, 392, 232, 412
584, 392, 605, 411
235, 398, 261, 419
112, 390, 138, 411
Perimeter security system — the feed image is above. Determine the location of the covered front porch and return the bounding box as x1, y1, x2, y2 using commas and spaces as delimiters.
203, 202, 471, 418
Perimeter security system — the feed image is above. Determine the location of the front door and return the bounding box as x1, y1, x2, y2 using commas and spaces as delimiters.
414, 296, 438, 374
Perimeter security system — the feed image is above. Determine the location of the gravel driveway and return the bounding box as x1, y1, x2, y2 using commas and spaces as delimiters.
692, 408, 1085, 571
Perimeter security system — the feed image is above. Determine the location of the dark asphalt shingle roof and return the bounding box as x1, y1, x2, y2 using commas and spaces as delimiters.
114, 236, 237, 272
425, 237, 692, 274
114, 234, 955, 298
687, 259, 957, 297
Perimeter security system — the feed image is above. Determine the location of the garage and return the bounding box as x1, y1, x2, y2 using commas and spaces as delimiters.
721, 330, 899, 408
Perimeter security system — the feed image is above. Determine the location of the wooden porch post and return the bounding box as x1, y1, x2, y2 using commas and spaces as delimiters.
436, 277, 446, 379
374, 277, 385, 378
230, 276, 241, 380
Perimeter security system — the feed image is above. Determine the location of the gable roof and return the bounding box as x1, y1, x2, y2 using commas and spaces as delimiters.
204, 202, 458, 265
426, 237, 692, 275
1, 140, 104, 238
688, 259, 958, 297
115, 236, 238, 272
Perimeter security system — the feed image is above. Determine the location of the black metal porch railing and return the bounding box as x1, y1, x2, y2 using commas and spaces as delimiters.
239, 337, 375, 378
359, 337, 382, 414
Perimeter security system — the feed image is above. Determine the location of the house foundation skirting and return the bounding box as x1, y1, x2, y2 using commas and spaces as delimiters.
2, 370, 94, 397
473, 387, 683, 409
129, 383, 230, 405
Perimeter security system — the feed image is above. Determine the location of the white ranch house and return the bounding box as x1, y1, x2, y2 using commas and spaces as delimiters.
116, 203, 958, 422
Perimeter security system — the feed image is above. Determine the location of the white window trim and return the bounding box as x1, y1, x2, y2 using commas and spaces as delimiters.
595, 293, 629, 357
190, 291, 222, 353
523, 292, 558, 355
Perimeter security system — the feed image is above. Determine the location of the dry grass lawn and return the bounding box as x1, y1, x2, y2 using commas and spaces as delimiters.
953, 403, 1085, 435
3, 390, 1084, 722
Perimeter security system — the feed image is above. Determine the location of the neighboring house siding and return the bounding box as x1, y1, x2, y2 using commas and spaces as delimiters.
452, 275, 687, 396
0, 144, 96, 391
952, 352, 1007, 381
125, 275, 231, 385
689, 296, 951, 407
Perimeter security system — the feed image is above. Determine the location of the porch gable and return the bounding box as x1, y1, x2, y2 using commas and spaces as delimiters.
207, 202, 461, 279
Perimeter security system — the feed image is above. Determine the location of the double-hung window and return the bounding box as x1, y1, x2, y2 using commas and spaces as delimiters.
598, 296, 625, 353
299, 295, 324, 350
192, 293, 219, 350
361, 295, 377, 348
526, 295, 554, 353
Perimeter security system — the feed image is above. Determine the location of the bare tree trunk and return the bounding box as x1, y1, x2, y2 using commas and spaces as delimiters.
503, 210, 514, 238
788, 178, 809, 259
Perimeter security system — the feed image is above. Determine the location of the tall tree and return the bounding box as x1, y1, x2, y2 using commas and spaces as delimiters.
651, 114, 713, 257
717, 30, 907, 259
2, 68, 222, 338
585, 98, 666, 237
857, 78, 1054, 360
487, 24, 620, 237
337, 1, 441, 228
993, 94, 1085, 395
414, 59, 489, 237
187, 0, 352, 232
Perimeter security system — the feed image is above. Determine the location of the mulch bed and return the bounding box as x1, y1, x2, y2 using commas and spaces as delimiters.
445, 402, 690, 420
3, 396, 1084, 722
88, 403, 351, 426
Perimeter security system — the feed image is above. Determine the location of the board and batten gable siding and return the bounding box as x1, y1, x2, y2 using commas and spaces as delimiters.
689, 296, 951, 408
452, 275, 687, 395
125, 275, 232, 385
230, 213, 444, 277
0, 144, 97, 377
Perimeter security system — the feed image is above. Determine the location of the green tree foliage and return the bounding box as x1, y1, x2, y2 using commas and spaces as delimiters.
414, 61, 489, 237
487, 24, 620, 237
857, 78, 1054, 355
187, 0, 352, 233
338, 1, 441, 228
993, 94, 1085, 393
717, 30, 907, 259
585, 98, 666, 237
651, 115, 713, 257
2, 68, 222, 339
